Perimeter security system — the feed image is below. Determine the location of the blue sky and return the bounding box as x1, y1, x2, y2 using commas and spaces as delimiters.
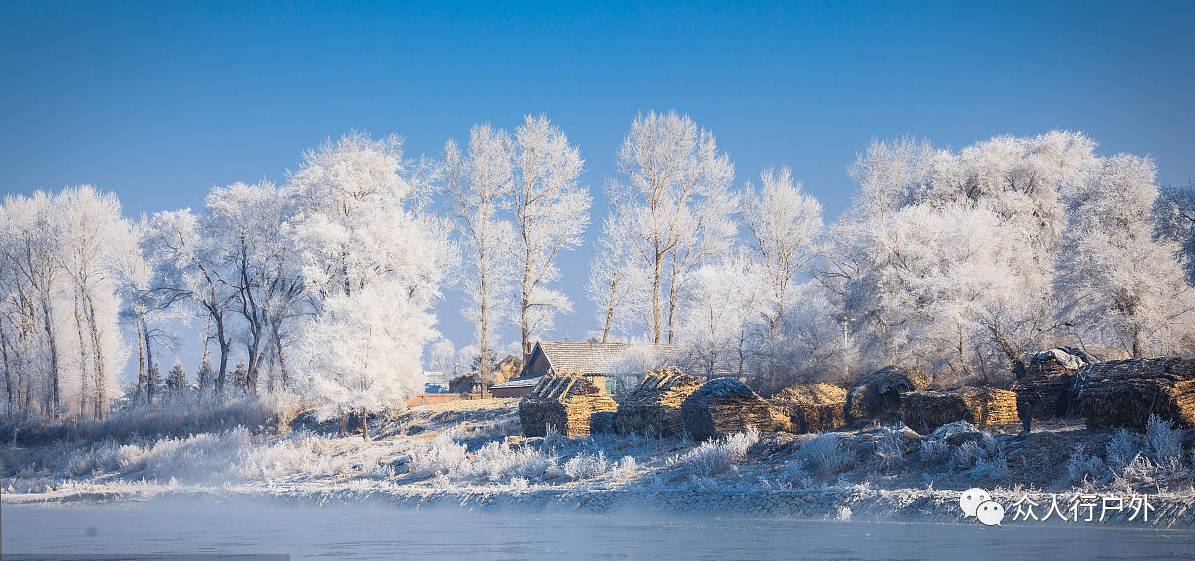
3, 1, 1194, 371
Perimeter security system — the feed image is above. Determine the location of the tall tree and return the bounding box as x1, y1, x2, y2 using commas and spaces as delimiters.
443, 125, 515, 396
1058, 154, 1195, 357
510, 115, 590, 361
610, 111, 736, 343
289, 132, 454, 432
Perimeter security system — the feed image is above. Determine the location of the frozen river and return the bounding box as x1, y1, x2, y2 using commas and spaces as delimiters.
4, 498, 1195, 560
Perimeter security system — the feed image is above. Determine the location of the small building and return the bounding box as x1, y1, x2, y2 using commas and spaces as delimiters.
513, 340, 681, 395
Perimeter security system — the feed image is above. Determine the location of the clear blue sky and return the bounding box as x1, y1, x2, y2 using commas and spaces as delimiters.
3, 1, 1194, 372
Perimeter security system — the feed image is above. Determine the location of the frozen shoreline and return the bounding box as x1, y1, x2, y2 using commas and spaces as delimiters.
6, 481, 1194, 529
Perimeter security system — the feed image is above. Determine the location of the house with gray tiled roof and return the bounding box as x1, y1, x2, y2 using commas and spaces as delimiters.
490, 340, 679, 397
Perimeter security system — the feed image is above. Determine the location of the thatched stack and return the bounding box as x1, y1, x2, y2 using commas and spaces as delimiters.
1013, 348, 1088, 421
518, 374, 619, 438
844, 366, 928, 422
615, 368, 702, 436
1075, 357, 1195, 430
771, 383, 848, 433
681, 377, 790, 441
900, 387, 1019, 432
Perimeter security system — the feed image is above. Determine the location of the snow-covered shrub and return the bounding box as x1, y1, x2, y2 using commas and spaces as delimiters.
406, 435, 470, 478
406, 435, 555, 484
562, 451, 610, 480
676, 428, 760, 477
1111, 453, 1158, 491
969, 453, 1009, 480
875, 427, 905, 469
1105, 428, 1139, 471
795, 433, 856, 475
919, 438, 952, 464
949, 435, 1007, 480
1146, 414, 1183, 465
1067, 444, 1107, 482
774, 463, 813, 488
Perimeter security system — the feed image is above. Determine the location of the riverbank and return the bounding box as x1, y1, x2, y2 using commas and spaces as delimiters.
3, 398, 1194, 528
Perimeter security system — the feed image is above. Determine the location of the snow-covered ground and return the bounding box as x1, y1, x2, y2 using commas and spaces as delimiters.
3, 398, 1194, 528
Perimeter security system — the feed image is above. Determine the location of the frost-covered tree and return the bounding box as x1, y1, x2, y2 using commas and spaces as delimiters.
587, 208, 650, 342
204, 181, 302, 394
143, 209, 238, 396
741, 168, 823, 387
0, 187, 136, 420
1153, 180, 1195, 285
292, 281, 433, 439
443, 125, 516, 395
676, 258, 761, 380
610, 111, 736, 343
510, 115, 590, 360
824, 132, 1100, 383
288, 132, 453, 431
165, 359, 189, 399
54, 186, 138, 419
1058, 155, 1195, 357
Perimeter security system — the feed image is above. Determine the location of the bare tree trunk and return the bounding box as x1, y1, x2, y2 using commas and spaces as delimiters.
270, 322, 290, 390
360, 409, 370, 442
213, 310, 231, 398
72, 291, 90, 420
665, 261, 680, 344
651, 247, 664, 344
141, 317, 156, 403
39, 290, 61, 415
135, 311, 147, 404
82, 293, 108, 420
0, 328, 13, 416
479, 268, 490, 399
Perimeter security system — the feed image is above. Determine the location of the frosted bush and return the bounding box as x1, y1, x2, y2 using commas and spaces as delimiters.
874, 427, 905, 469
562, 451, 610, 480
241, 431, 385, 480
1145, 415, 1183, 464
407, 435, 470, 478
1067, 444, 1107, 482
774, 463, 813, 488
969, 453, 1009, 480
406, 436, 556, 484
919, 438, 952, 464
1105, 429, 1139, 471
676, 428, 760, 477
1112, 453, 1158, 491
795, 433, 856, 475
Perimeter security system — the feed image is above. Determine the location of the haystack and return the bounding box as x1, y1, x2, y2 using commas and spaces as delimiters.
518, 374, 618, 438
1076, 357, 1195, 430
844, 366, 928, 422
900, 387, 1019, 433
680, 377, 790, 441
615, 368, 702, 436
771, 383, 848, 433
1013, 348, 1088, 422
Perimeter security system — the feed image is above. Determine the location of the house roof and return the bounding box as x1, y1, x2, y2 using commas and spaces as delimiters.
530, 340, 678, 376
491, 376, 541, 389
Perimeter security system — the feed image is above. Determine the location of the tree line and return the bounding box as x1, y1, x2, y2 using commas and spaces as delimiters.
4, 112, 1195, 424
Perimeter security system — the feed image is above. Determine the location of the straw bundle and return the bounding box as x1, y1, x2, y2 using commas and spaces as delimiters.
1076, 357, 1195, 430
900, 387, 1019, 433
1013, 348, 1088, 421
681, 377, 790, 441
518, 374, 619, 438
771, 383, 848, 433
615, 368, 702, 436
844, 366, 928, 422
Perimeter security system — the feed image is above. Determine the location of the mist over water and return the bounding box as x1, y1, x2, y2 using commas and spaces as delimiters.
4, 499, 1195, 561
